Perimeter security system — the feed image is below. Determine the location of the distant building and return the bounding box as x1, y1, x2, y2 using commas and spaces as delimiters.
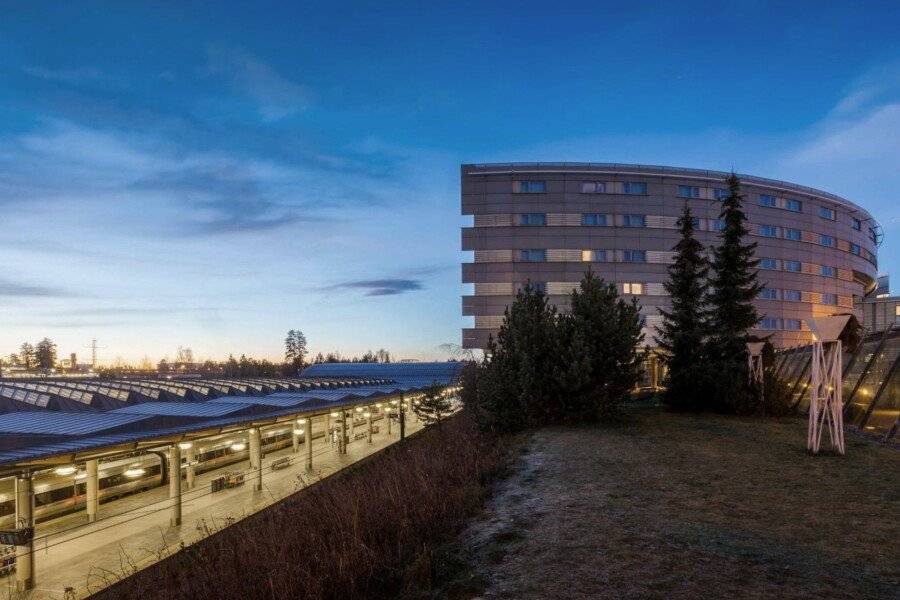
858, 275, 899, 333
461, 163, 881, 349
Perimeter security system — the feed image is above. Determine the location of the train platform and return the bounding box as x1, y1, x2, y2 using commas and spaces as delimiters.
0, 414, 424, 599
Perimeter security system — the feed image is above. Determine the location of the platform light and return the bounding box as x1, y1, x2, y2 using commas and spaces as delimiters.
54, 465, 77, 476
355, 407, 363, 412
297, 418, 306, 424
124, 466, 146, 478
230, 442, 246, 452
178, 442, 193, 450
363, 412, 371, 418
390, 400, 398, 405
375, 403, 382, 408
294, 428, 305, 435
330, 412, 340, 418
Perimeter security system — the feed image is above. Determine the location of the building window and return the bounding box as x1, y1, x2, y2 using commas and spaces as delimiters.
514, 180, 546, 193
785, 319, 803, 330
582, 249, 607, 262
895, 305, 900, 322
820, 265, 836, 277
785, 228, 802, 241
784, 260, 801, 272
622, 250, 646, 263
784, 289, 802, 301
623, 282, 643, 295
581, 213, 607, 226
852, 218, 862, 231
714, 188, 729, 200
759, 225, 778, 237
622, 214, 646, 227
691, 217, 701, 229
848, 242, 859, 255
530, 281, 547, 294
819, 234, 835, 247
518, 213, 546, 226
623, 181, 647, 195
821, 293, 838, 305
759, 288, 778, 299
785, 199, 802, 212
759, 194, 777, 207
759, 317, 781, 330
581, 181, 606, 193
678, 185, 700, 198
818, 206, 836, 220
519, 249, 546, 262
760, 258, 778, 270
713, 219, 726, 231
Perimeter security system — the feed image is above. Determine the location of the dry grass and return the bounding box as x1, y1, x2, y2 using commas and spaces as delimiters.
92, 412, 505, 600
458, 405, 899, 600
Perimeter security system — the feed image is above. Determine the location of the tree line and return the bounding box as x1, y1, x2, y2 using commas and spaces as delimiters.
3, 339, 59, 372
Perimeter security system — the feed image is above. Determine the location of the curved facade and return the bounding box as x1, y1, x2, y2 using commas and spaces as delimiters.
461, 163, 880, 349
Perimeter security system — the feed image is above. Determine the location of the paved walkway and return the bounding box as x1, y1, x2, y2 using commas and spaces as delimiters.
2, 415, 424, 599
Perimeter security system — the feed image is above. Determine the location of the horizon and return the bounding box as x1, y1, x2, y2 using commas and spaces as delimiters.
2, 1, 899, 365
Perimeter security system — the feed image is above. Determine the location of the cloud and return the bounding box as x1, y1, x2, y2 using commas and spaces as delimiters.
325, 279, 425, 296
205, 45, 310, 121
0, 279, 70, 298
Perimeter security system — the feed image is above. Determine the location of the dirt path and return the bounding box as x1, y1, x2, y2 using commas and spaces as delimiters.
458, 407, 899, 600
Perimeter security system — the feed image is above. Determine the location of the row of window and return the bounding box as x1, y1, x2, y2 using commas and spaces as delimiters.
511, 180, 870, 239
758, 287, 839, 305
519, 249, 648, 263
758, 257, 838, 277
759, 318, 804, 331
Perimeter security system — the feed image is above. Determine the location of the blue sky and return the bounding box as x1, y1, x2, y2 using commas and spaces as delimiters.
1, 1, 899, 364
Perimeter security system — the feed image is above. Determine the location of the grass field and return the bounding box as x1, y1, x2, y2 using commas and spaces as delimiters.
453, 405, 898, 600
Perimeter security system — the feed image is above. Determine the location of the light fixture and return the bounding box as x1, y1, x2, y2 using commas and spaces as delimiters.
355, 407, 363, 412
230, 442, 246, 451
294, 428, 305, 435
390, 400, 398, 405
178, 442, 193, 450
330, 412, 339, 418
297, 418, 306, 424
363, 412, 371, 418
124, 466, 146, 478
375, 403, 382, 408
55, 466, 77, 476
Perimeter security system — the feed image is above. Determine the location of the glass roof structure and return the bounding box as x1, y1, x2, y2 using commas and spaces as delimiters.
0, 363, 462, 468
774, 327, 899, 442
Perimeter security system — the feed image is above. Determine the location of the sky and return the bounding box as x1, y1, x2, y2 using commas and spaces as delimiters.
1, 1, 899, 364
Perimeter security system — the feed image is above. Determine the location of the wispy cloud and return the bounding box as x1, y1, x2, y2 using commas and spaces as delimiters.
324, 278, 425, 296
0, 278, 70, 298
205, 45, 310, 121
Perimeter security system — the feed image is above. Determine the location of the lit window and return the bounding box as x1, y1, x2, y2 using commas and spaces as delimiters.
785, 228, 801, 241
759, 225, 778, 237
784, 290, 802, 301
623, 282, 643, 294
582, 250, 607, 262
895, 305, 900, 319
622, 214, 646, 227
518, 213, 546, 226
759, 317, 781, 330
678, 185, 700, 198
785, 199, 802, 212
623, 182, 647, 195
519, 249, 546, 262
759, 288, 778, 300
818, 206, 836, 220
515, 180, 546, 193
852, 218, 862, 231
759, 194, 777, 207
784, 260, 802, 272
581, 181, 606, 193
819, 234, 835, 247
581, 213, 607, 226
785, 319, 803, 330
760, 258, 778, 270
622, 250, 646, 263
821, 293, 838, 305
713, 219, 726, 231
714, 188, 729, 200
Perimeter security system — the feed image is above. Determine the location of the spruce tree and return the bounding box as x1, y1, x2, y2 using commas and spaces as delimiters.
413, 383, 453, 426
705, 173, 763, 411
654, 202, 709, 410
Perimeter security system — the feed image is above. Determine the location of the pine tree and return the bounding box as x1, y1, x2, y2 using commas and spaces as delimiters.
654, 202, 709, 410
413, 383, 453, 426
705, 173, 763, 411
560, 271, 645, 420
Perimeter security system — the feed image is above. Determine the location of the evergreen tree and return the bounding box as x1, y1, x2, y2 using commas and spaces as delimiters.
413, 383, 453, 426
559, 271, 645, 420
35, 338, 57, 371
705, 173, 763, 411
654, 202, 710, 410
